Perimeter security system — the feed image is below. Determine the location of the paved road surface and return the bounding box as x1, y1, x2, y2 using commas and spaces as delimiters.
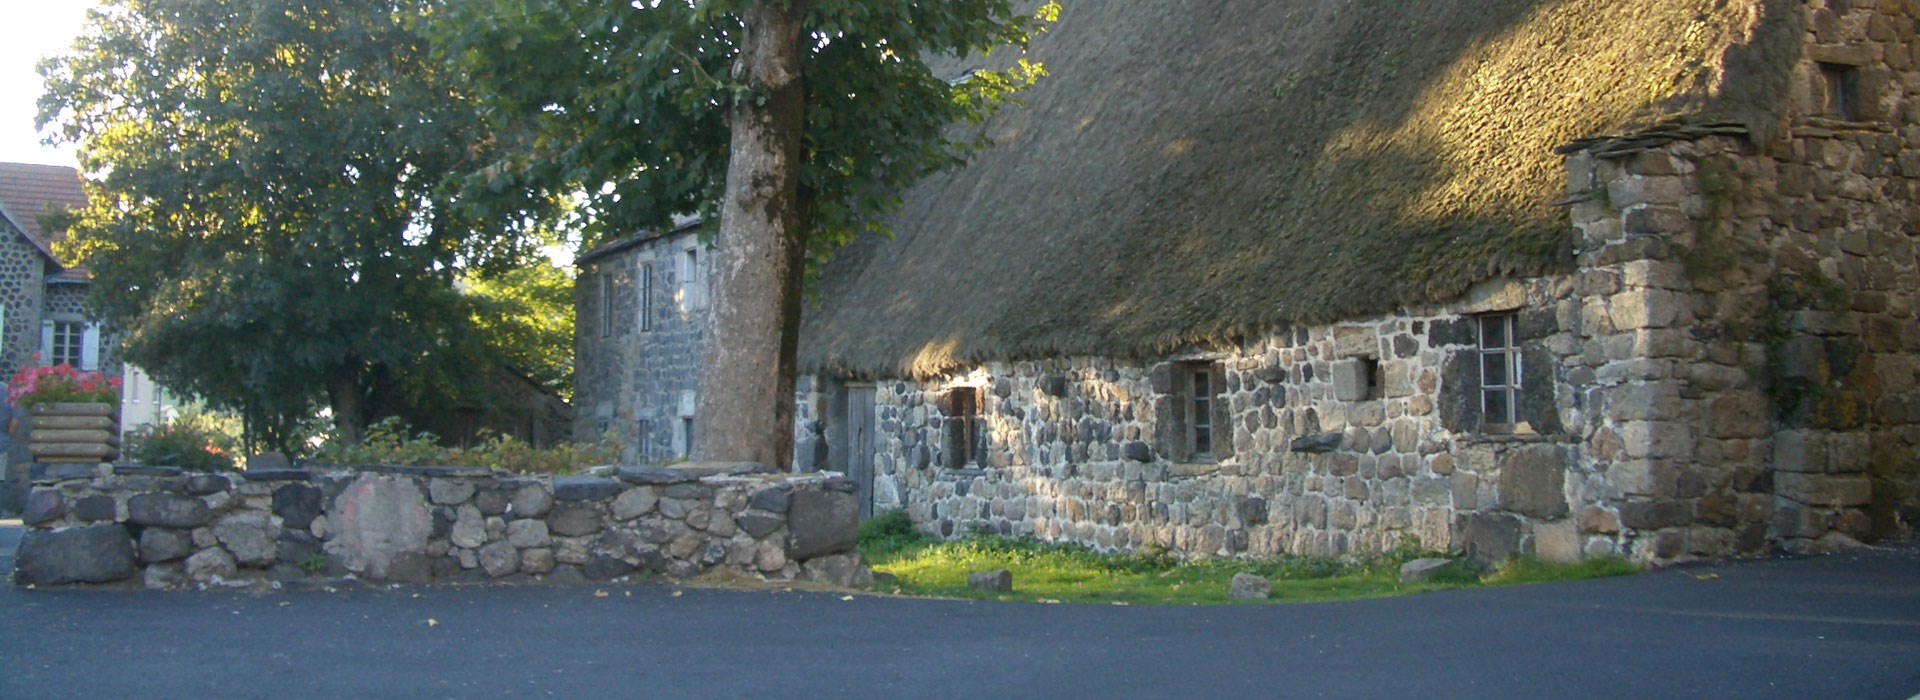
1, 522, 1915, 699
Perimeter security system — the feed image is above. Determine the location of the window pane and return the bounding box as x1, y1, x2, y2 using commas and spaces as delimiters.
1481, 351, 1507, 387
1192, 370, 1210, 396
1193, 426, 1211, 455
1484, 390, 1510, 424
1480, 316, 1507, 349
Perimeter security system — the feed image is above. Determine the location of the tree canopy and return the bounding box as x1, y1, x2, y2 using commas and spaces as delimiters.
39, 0, 558, 450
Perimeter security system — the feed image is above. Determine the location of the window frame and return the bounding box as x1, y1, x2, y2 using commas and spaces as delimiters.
945, 385, 988, 468
598, 273, 614, 338
639, 263, 654, 332
1820, 62, 1862, 122
1478, 313, 1521, 432
49, 320, 84, 368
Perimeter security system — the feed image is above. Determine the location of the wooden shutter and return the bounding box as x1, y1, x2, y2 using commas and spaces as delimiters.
1209, 363, 1234, 460
40, 320, 53, 365
80, 324, 101, 371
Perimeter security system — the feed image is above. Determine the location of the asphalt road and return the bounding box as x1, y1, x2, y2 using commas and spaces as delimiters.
1, 522, 1916, 700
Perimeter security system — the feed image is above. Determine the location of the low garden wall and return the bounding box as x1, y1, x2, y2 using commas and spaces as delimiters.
11, 462, 871, 590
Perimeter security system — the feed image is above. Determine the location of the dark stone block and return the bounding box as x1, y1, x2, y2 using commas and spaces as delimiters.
1518, 348, 1563, 434
818, 477, 859, 494
1497, 446, 1569, 520
181, 474, 231, 495
1239, 496, 1269, 525
1147, 363, 1175, 394
748, 485, 792, 514
431, 507, 454, 539
140, 528, 193, 563
14, 524, 138, 585
1438, 352, 1480, 433
1254, 364, 1287, 384
583, 554, 636, 581
662, 483, 713, 500
1428, 318, 1475, 347
22, 489, 65, 526
385, 553, 434, 584
1041, 373, 1069, 398
737, 512, 784, 539
547, 505, 603, 537
113, 465, 182, 477
30, 463, 98, 483
272, 484, 325, 530
276, 530, 322, 566
632, 548, 668, 574
430, 556, 463, 580
1290, 433, 1343, 454
127, 493, 212, 529
72, 495, 116, 522
242, 469, 312, 482
787, 489, 859, 560
1122, 441, 1153, 463
474, 488, 509, 517
1618, 499, 1692, 530
1392, 335, 1419, 359
992, 377, 1014, 398
552, 476, 623, 502
1455, 513, 1522, 565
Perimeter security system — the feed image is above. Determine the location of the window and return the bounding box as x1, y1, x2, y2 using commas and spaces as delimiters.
1479, 313, 1521, 428
681, 246, 703, 310
48, 321, 85, 368
1189, 368, 1213, 456
639, 264, 654, 332
1821, 63, 1861, 122
636, 418, 654, 462
1154, 360, 1231, 463
598, 274, 614, 338
679, 417, 694, 459
945, 386, 988, 467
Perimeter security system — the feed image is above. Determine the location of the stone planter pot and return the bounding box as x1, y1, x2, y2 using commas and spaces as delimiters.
26, 402, 120, 463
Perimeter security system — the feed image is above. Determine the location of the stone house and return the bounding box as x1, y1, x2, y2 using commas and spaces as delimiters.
791, 0, 1920, 565
0, 162, 130, 512
573, 218, 714, 463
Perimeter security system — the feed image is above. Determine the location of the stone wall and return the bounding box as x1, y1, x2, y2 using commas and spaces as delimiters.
0, 216, 47, 381
573, 229, 713, 462
11, 463, 868, 590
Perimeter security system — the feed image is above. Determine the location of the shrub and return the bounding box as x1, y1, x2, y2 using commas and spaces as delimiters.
307, 416, 622, 475
856, 509, 929, 558
126, 411, 240, 472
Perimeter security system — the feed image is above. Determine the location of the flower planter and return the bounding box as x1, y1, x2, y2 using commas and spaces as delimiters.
26, 402, 120, 463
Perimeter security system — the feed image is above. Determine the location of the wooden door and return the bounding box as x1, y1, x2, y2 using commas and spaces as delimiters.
845, 385, 876, 520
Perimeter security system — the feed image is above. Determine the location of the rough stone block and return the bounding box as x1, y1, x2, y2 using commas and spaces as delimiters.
213, 512, 277, 567
72, 495, 116, 522
127, 493, 212, 529
787, 489, 859, 561
324, 475, 432, 580
1531, 521, 1582, 563
1398, 557, 1453, 584
184, 546, 237, 583
1497, 446, 1569, 520
22, 489, 66, 526
547, 505, 603, 538
509, 484, 554, 519
1776, 473, 1872, 507
1455, 512, 1522, 564
1617, 499, 1692, 530
552, 476, 623, 502
967, 569, 1013, 592
428, 478, 476, 506
14, 524, 138, 585
582, 554, 636, 581
1330, 359, 1372, 401
804, 553, 874, 588
612, 487, 659, 521
737, 512, 785, 539
181, 474, 230, 496
272, 484, 324, 531
478, 540, 519, 578
1229, 573, 1271, 600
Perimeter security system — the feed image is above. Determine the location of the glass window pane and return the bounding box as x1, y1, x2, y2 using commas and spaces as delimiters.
1192, 370, 1210, 396
1482, 351, 1507, 387
1194, 426, 1211, 455
1479, 316, 1503, 349
1484, 390, 1510, 424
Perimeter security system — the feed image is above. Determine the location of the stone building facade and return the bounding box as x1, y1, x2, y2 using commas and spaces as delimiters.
573, 219, 714, 463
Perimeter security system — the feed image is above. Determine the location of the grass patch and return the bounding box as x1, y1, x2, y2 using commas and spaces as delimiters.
859, 513, 1638, 605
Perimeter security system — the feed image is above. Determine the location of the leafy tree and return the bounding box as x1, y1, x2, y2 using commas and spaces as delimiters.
39, 0, 552, 450
442, 0, 1054, 469
464, 262, 575, 399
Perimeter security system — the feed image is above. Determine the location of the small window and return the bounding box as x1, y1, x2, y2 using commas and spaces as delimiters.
639, 264, 654, 332
1479, 313, 1521, 428
1821, 63, 1861, 122
49, 321, 84, 368
636, 418, 654, 462
682, 247, 702, 310
679, 417, 694, 460
945, 386, 988, 467
1189, 368, 1213, 456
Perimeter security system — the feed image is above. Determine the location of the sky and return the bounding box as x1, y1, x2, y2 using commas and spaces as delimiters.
0, 0, 95, 167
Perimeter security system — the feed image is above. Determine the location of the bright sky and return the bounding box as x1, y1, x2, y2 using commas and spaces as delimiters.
0, 0, 95, 167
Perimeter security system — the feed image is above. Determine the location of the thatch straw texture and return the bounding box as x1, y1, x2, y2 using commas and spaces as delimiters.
800, 0, 1800, 379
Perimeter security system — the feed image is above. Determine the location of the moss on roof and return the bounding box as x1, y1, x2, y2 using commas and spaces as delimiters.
800, 0, 1802, 379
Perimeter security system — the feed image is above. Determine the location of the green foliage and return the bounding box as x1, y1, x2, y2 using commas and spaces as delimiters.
300, 554, 327, 574
855, 509, 928, 558
462, 262, 576, 399
308, 417, 622, 475
126, 409, 242, 473
38, 0, 555, 450
866, 534, 1639, 605
437, 0, 1055, 268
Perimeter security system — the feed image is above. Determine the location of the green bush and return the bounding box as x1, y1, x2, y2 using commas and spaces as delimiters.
856, 509, 929, 558
307, 416, 622, 475
126, 411, 240, 472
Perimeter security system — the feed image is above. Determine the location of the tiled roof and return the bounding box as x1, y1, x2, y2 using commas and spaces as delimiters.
0, 162, 86, 262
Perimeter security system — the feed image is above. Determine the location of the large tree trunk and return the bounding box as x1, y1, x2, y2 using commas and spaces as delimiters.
692, 0, 809, 470
325, 367, 369, 446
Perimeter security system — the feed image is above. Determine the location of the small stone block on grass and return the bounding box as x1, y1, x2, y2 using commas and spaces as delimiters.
968, 569, 1013, 593
1229, 573, 1271, 600
1399, 557, 1453, 584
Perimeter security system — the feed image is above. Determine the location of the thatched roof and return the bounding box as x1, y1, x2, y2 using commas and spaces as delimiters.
800, 0, 1801, 379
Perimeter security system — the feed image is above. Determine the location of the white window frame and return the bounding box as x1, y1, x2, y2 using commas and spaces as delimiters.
1478, 313, 1521, 430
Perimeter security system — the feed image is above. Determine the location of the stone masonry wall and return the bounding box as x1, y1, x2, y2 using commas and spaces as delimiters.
573, 231, 712, 463
12, 463, 868, 590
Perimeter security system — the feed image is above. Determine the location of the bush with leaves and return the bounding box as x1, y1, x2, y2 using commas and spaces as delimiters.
307, 417, 621, 475
126, 411, 240, 473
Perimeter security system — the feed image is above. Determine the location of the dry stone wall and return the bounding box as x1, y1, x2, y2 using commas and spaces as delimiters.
12, 463, 869, 590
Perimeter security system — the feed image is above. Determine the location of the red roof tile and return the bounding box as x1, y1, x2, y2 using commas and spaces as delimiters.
0, 162, 86, 261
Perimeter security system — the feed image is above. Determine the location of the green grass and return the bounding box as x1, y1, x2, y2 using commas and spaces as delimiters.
857, 512, 1639, 605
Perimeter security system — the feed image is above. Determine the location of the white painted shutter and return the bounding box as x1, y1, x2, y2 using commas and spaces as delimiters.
81, 324, 101, 370
40, 320, 54, 365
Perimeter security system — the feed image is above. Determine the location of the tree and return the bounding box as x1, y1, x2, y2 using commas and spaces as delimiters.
443, 0, 1054, 469
464, 262, 576, 400
40, 0, 551, 450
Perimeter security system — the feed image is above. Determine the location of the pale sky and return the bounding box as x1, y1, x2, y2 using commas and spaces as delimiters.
0, 0, 95, 167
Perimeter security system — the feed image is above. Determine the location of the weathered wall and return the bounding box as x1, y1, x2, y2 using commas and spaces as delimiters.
573, 230, 713, 462
12, 463, 868, 590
